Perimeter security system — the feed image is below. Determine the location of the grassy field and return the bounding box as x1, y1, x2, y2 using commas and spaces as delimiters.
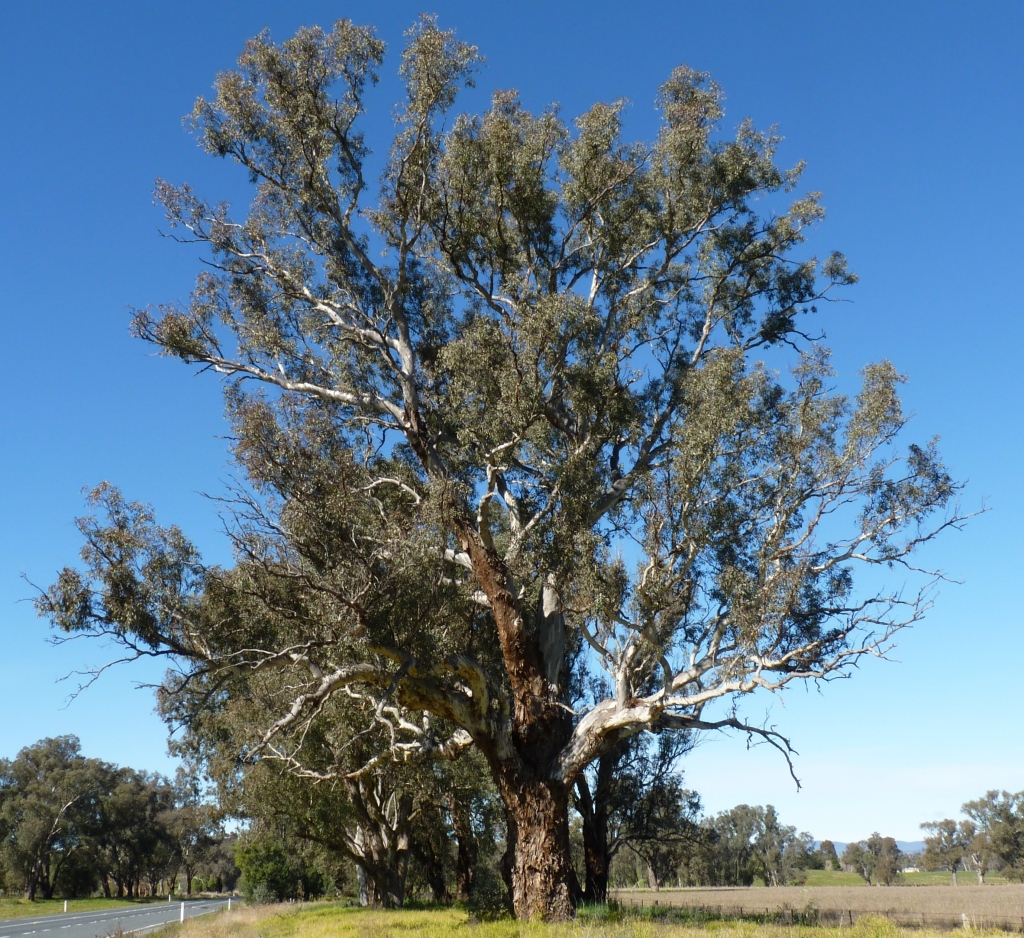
0, 897, 162, 922
799, 870, 1004, 887
612, 884, 1024, 930
147, 901, 1024, 938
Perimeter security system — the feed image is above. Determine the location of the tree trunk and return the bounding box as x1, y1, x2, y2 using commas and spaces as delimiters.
356, 856, 407, 908
24, 864, 39, 902
463, 553, 576, 919
375, 862, 408, 909
420, 846, 448, 905
347, 788, 412, 909
575, 752, 615, 905
499, 775, 575, 920
451, 802, 478, 904
356, 863, 372, 907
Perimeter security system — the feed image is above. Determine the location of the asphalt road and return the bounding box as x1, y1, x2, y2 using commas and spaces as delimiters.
0, 900, 231, 938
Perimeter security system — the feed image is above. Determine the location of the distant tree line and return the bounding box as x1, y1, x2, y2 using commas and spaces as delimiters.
921, 791, 1024, 885
0, 737, 237, 900
608, 802, 835, 890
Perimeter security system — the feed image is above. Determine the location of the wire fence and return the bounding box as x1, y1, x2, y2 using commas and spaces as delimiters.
610, 895, 1024, 931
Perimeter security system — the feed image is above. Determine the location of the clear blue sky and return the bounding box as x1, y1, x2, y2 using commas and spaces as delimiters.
2, 1, 1021, 843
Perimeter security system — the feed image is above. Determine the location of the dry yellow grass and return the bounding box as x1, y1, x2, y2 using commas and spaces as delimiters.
613, 885, 1024, 929
154, 900, 1024, 938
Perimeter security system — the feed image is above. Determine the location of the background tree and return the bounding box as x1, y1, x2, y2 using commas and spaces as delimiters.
0, 737, 100, 900
573, 730, 693, 902
0, 738, 236, 900
92, 768, 175, 898
617, 770, 701, 891
962, 791, 1024, 882
870, 834, 903, 886
842, 833, 902, 885
750, 805, 812, 887
39, 16, 965, 920
688, 804, 808, 887
921, 818, 972, 886
234, 830, 328, 903
816, 839, 840, 871
202, 834, 241, 895
841, 840, 873, 884
162, 774, 217, 897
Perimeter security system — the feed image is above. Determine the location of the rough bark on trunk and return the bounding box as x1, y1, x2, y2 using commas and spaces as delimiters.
500, 776, 575, 920
463, 544, 578, 920
360, 860, 407, 908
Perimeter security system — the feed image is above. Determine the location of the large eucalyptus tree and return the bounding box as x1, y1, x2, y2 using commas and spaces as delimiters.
40, 17, 964, 919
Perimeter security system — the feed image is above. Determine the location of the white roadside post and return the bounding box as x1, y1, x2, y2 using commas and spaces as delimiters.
180, 902, 185, 923
227, 898, 232, 911
63, 901, 67, 913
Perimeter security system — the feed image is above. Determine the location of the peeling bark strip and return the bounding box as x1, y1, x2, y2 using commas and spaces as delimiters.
499, 774, 575, 921
39, 16, 968, 921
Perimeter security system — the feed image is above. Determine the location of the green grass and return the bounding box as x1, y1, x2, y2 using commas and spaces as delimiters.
0, 897, 162, 922
156, 901, 1021, 938
901, 869, 1008, 885
800, 868, 1007, 887
801, 869, 870, 886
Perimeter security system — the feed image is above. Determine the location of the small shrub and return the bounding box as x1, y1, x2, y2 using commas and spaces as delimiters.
464, 864, 508, 920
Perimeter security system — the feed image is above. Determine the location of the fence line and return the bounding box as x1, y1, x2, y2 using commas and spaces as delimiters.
610, 895, 1024, 931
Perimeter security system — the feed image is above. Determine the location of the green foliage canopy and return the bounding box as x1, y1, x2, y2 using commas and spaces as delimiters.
38, 16, 965, 919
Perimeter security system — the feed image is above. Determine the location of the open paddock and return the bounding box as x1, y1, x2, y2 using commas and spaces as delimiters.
612, 885, 1024, 930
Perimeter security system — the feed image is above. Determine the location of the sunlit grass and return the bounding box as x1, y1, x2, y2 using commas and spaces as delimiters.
152, 902, 1024, 938
800, 869, 1009, 887
0, 897, 161, 921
